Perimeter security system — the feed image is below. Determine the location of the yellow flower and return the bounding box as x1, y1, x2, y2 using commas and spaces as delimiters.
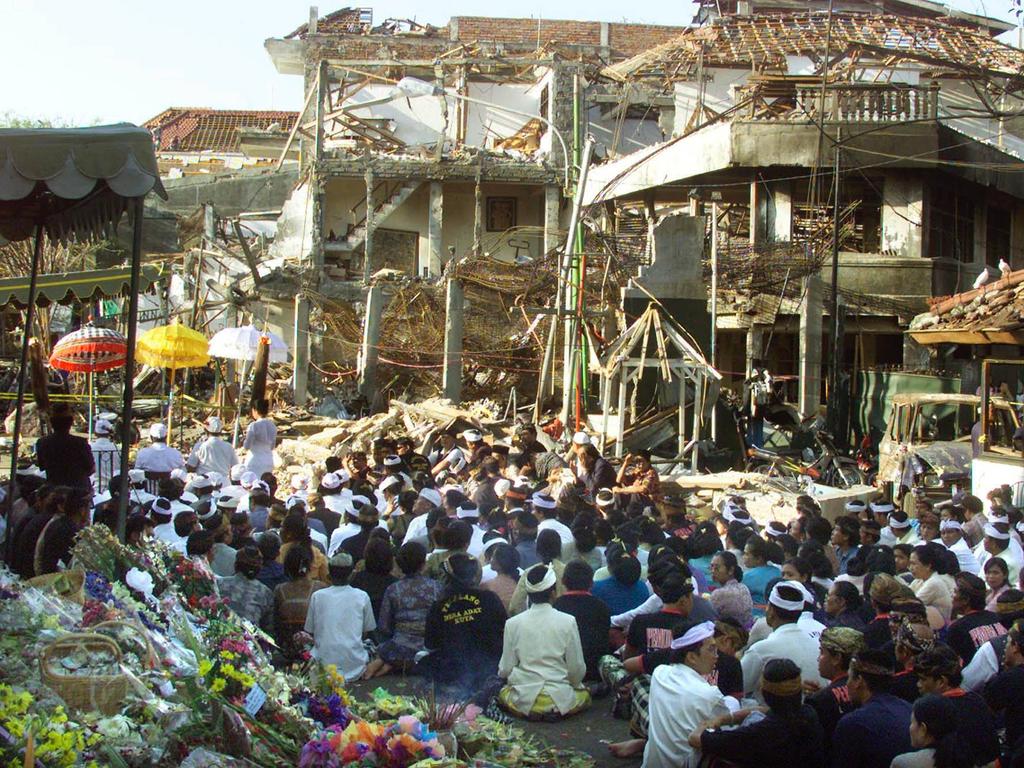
198, 659, 213, 677
219, 650, 236, 661
210, 678, 226, 694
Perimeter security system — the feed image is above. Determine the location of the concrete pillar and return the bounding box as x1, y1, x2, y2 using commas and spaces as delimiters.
881, 175, 924, 258
543, 184, 561, 256
442, 279, 464, 404
799, 275, 824, 419
357, 285, 386, 400
473, 177, 483, 257
362, 169, 375, 283
750, 179, 767, 247
428, 182, 444, 275
745, 325, 765, 378
768, 182, 792, 242
292, 294, 310, 405
903, 335, 931, 371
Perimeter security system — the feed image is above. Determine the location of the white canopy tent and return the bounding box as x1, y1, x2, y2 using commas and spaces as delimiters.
0, 124, 166, 545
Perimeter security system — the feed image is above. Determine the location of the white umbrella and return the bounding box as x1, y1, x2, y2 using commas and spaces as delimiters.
208, 325, 289, 446
209, 325, 289, 363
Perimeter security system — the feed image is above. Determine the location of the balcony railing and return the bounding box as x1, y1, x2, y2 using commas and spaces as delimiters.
795, 83, 939, 123
741, 80, 940, 123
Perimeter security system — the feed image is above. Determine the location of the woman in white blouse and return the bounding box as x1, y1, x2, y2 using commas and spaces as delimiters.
909, 543, 954, 624
243, 398, 277, 477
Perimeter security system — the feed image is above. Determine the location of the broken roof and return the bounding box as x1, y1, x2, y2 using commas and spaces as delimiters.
909, 267, 1024, 345
280, 7, 685, 61
144, 108, 298, 154
604, 11, 1024, 83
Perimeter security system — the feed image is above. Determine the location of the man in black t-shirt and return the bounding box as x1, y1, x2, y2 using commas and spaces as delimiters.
553, 561, 610, 681
947, 572, 1007, 665
421, 552, 507, 697
983, 623, 1024, 766
35, 406, 94, 491
808, 626, 865, 760
625, 573, 695, 658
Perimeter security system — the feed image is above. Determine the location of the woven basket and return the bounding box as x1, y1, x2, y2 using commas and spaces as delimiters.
40, 633, 127, 715
92, 620, 157, 669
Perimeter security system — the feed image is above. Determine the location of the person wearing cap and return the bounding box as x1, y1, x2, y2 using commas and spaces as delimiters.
329, 492, 387, 556
35, 405, 94, 492
338, 501, 383, 563
977, 522, 1022, 586
380, 453, 412, 490
806, 627, 866, 760
497, 563, 590, 720
421, 552, 508, 698
399, 486, 443, 549
741, 581, 827, 700
881, 509, 919, 548
151, 497, 183, 547
915, 645, 1000, 767
318, 470, 351, 523
532, 492, 575, 558
89, 418, 121, 494
939, 518, 981, 574
186, 416, 238, 478
134, 422, 185, 475
832, 648, 913, 768
304, 551, 376, 681
429, 428, 465, 478
691, 657, 825, 768
640, 619, 730, 768
568, 432, 615, 501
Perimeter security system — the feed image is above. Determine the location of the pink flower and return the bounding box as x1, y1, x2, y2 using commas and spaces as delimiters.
397, 715, 419, 735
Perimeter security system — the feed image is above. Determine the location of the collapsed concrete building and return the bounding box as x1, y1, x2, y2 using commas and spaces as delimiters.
582, 0, 1024, 419
254, 7, 690, 407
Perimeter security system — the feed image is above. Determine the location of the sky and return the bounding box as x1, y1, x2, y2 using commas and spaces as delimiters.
0, 0, 1017, 127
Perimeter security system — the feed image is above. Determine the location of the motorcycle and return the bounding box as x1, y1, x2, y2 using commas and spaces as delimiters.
745, 428, 867, 489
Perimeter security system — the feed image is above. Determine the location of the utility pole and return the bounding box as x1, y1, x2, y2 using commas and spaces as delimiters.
710, 199, 719, 441
828, 128, 844, 440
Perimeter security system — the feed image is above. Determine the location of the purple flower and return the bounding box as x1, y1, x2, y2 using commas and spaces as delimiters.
299, 738, 341, 768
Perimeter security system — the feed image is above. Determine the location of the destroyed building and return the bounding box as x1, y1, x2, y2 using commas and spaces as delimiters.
253, 6, 688, 405
582, 0, 1024, 418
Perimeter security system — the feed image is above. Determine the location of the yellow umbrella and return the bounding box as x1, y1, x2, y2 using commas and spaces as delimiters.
136, 322, 210, 434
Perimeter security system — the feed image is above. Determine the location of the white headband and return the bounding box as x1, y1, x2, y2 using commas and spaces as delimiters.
888, 515, 911, 530
419, 488, 442, 507
482, 537, 509, 553
669, 620, 716, 650
940, 520, 963, 532
765, 522, 787, 539
524, 565, 557, 593
989, 512, 1010, 525
456, 503, 480, 519
768, 580, 809, 612
379, 475, 401, 493
531, 493, 556, 510
871, 502, 895, 514
845, 500, 867, 512
984, 523, 1011, 541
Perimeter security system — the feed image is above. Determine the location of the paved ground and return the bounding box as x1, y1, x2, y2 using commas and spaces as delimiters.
348, 676, 640, 768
